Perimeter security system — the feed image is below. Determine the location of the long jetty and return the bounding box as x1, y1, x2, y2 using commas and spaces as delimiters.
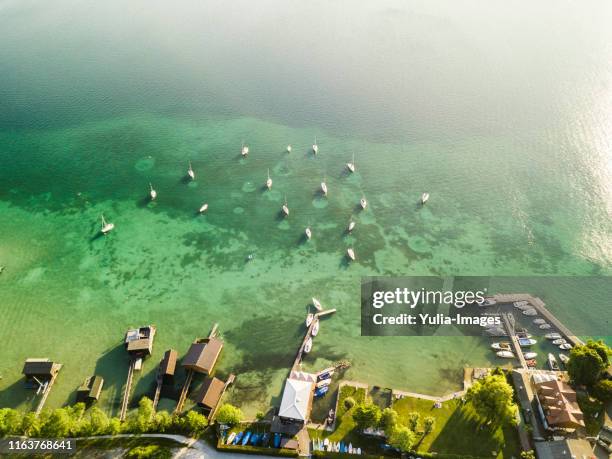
292, 309, 336, 372
34, 364, 62, 417
119, 359, 136, 421
501, 312, 528, 370
174, 370, 194, 414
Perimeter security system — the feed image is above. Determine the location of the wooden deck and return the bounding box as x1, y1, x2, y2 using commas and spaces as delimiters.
34, 364, 62, 417
174, 369, 194, 414
501, 312, 528, 370
119, 359, 136, 422
292, 309, 336, 372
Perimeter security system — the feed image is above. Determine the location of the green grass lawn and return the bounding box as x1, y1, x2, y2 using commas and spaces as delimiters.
393, 396, 521, 458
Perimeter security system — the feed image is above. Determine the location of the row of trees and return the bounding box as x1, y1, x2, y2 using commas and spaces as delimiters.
0, 397, 244, 438
350, 402, 435, 453
567, 339, 612, 402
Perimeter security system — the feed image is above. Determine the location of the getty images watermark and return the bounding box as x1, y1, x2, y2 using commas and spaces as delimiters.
360, 276, 611, 337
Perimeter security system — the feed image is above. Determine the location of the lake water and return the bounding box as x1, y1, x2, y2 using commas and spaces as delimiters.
0, 0, 610, 416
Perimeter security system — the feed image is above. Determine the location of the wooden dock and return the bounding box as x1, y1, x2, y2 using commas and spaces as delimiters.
34, 364, 62, 417
501, 312, 528, 370
119, 359, 136, 422
292, 309, 336, 372
174, 369, 194, 414
152, 368, 163, 411
493, 293, 584, 347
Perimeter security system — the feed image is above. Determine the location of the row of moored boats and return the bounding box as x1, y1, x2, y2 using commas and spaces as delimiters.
312, 438, 362, 454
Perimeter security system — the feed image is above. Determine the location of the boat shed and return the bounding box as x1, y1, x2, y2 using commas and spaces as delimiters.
182, 337, 223, 374
195, 377, 225, 415
124, 325, 156, 357
160, 349, 177, 384
76, 376, 104, 403
22, 359, 61, 383
278, 378, 314, 425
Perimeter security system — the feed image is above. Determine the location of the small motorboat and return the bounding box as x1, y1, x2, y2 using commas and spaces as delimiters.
347, 219, 356, 232
314, 385, 329, 397
514, 300, 529, 307
545, 333, 562, 340
485, 326, 507, 337
242, 432, 251, 446
199, 203, 208, 213
496, 350, 514, 359
360, 197, 367, 209
187, 161, 195, 180
311, 319, 320, 336
226, 432, 236, 445
306, 313, 314, 327
519, 338, 537, 347
318, 370, 334, 381
304, 337, 313, 353
320, 180, 328, 196
558, 354, 570, 365
347, 153, 355, 173
305, 227, 312, 239
266, 169, 272, 190
100, 215, 115, 234
526, 359, 537, 368
312, 297, 323, 311
524, 352, 538, 359
559, 343, 572, 350
522, 308, 538, 316
356, 448, 362, 455
539, 323, 552, 330
533, 318, 546, 325
347, 248, 356, 261
241, 142, 249, 156
282, 197, 289, 217
491, 342, 511, 351
316, 378, 330, 388
323, 438, 330, 450
478, 298, 497, 307
421, 192, 430, 204
516, 331, 532, 339
287, 144, 292, 153
149, 183, 157, 200
312, 137, 319, 154
233, 432, 244, 445
261, 433, 270, 447
548, 353, 560, 371
348, 443, 353, 454
250, 434, 259, 445
552, 338, 567, 345
273, 433, 281, 448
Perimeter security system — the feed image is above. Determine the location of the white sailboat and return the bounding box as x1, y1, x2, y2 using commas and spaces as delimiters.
347, 248, 356, 261
149, 183, 157, 200
199, 203, 209, 213
305, 226, 312, 240
320, 177, 328, 196
241, 141, 249, 156
312, 297, 323, 311
347, 219, 356, 232
360, 197, 367, 210
421, 192, 430, 204
524, 352, 538, 359
496, 350, 514, 359
287, 144, 292, 153
100, 215, 114, 234
187, 161, 195, 180
312, 137, 319, 154
304, 337, 313, 353
306, 313, 314, 327
281, 196, 289, 217
311, 319, 320, 336
347, 153, 355, 173
266, 169, 273, 190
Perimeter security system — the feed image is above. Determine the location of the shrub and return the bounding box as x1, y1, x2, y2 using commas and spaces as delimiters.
344, 397, 356, 410
216, 404, 243, 426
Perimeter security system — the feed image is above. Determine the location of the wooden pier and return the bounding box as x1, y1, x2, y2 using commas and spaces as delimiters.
175, 370, 194, 414
34, 364, 62, 417
119, 359, 136, 422
152, 369, 163, 411
501, 312, 528, 370
292, 309, 336, 372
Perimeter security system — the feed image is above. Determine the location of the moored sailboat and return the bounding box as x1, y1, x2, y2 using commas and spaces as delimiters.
346, 153, 355, 173
101, 215, 114, 234
266, 169, 272, 190
149, 183, 157, 200
187, 161, 195, 180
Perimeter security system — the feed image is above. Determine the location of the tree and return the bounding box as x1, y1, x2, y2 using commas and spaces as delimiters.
423, 416, 435, 435
379, 407, 398, 435
585, 340, 611, 366
181, 411, 208, 435
520, 451, 536, 459
21, 412, 40, 436
255, 411, 265, 421
153, 410, 173, 432
88, 406, 110, 435
215, 404, 243, 426
0, 408, 23, 436
388, 425, 416, 452
40, 408, 73, 437
465, 374, 517, 425
567, 343, 609, 386
407, 411, 420, 431
128, 397, 155, 433
592, 379, 612, 403
352, 403, 381, 430
108, 417, 122, 435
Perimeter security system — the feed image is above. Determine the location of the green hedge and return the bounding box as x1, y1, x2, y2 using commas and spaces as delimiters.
216, 439, 298, 457
312, 452, 388, 459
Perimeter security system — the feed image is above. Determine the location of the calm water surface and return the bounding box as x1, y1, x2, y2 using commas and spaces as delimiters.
0, 0, 611, 416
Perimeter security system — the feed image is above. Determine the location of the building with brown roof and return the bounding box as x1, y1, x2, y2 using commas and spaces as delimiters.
195, 376, 226, 416
160, 349, 177, 385
124, 325, 156, 357
533, 378, 585, 430
182, 337, 223, 374
76, 375, 104, 403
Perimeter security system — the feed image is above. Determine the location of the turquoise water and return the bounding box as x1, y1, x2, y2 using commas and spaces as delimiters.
0, 0, 611, 416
